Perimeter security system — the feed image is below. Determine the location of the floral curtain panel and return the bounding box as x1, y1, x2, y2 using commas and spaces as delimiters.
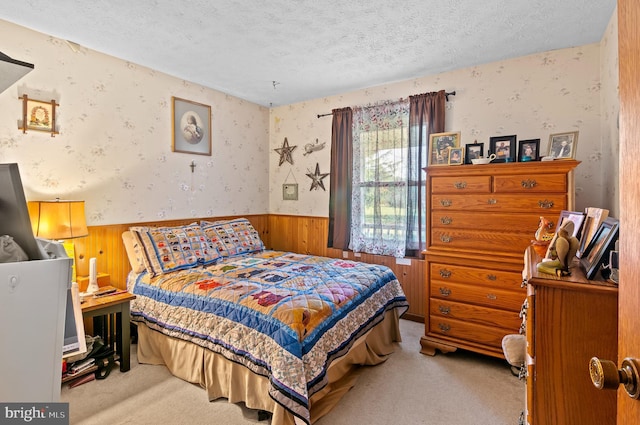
350, 100, 410, 257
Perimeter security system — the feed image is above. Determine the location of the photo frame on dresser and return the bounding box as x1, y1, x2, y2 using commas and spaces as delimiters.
465, 142, 484, 164
428, 131, 461, 166
448, 147, 464, 165
548, 131, 578, 159
555, 210, 585, 238
580, 217, 619, 280
489, 135, 517, 163
518, 139, 540, 162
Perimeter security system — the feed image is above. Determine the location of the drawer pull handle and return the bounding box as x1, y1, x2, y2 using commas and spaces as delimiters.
439, 305, 451, 315
438, 323, 451, 333
439, 269, 451, 278
487, 274, 497, 281
487, 198, 497, 205
454, 181, 467, 189
521, 179, 537, 189
439, 287, 451, 297
487, 293, 497, 300
538, 199, 554, 209
440, 216, 453, 225
520, 323, 526, 334
521, 277, 528, 288
440, 234, 452, 243
440, 199, 452, 207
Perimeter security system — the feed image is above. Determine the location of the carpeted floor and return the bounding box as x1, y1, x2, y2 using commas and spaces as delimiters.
60, 319, 524, 424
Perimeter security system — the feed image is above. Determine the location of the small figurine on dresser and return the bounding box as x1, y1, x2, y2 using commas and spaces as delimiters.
536, 220, 580, 276
531, 216, 555, 257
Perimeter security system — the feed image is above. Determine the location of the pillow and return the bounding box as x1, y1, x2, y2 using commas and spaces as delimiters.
201, 218, 265, 258
129, 223, 220, 276
121, 230, 146, 274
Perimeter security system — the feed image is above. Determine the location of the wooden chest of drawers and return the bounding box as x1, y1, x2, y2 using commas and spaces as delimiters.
420, 160, 579, 358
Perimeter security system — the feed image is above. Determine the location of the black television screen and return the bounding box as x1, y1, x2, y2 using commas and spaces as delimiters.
0, 163, 43, 260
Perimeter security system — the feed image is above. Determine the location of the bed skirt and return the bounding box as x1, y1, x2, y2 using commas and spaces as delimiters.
136, 308, 403, 425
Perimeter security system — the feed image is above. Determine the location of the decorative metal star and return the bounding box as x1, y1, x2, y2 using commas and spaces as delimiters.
306, 163, 329, 191
274, 137, 297, 166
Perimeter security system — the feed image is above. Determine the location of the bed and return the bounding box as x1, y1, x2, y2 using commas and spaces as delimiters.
123, 218, 409, 425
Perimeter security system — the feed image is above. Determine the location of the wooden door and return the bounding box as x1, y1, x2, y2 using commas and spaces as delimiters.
617, 0, 640, 422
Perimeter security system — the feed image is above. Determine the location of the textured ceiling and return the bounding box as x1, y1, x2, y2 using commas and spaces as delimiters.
1, 0, 616, 107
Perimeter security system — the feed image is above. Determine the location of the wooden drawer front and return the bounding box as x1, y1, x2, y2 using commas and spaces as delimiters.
430, 262, 523, 290
431, 176, 491, 194
493, 173, 567, 193
431, 211, 542, 233
430, 281, 523, 311
431, 193, 566, 213
430, 299, 522, 330
428, 316, 510, 348
430, 229, 531, 254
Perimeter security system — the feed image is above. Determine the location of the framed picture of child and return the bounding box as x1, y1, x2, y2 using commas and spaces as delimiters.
518, 139, 540, 162
448, 147, 464, 165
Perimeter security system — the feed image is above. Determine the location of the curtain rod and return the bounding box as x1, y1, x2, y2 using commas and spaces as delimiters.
316, 90, 456, 118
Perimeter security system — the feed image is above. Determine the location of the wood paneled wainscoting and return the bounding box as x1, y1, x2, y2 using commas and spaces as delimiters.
73, 214, 423, 322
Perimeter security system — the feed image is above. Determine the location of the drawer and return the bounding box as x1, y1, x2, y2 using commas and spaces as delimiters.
430, 262, 524, 290
493, 173, 567, 193
428, 316, 512, 348
430, 229, 532, 255
431, 211, 543, 233
430, 298, 522, 329
430, 281, 524, 311
430, 193, 566, 213
431, 175, 491, 194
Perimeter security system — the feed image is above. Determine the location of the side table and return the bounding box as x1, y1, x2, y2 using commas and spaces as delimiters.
80, 287, 136, 372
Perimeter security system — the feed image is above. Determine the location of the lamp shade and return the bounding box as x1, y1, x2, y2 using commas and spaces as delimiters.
27, 199, 88, 240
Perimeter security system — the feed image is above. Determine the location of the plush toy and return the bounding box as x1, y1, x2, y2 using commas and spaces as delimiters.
537, 220, 580, 276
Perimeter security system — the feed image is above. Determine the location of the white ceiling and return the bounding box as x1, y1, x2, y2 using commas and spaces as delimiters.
1, 0, 616, 107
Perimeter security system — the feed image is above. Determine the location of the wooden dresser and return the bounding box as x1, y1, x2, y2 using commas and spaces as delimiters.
420, 160, 579, 358
522, 246, 618, 425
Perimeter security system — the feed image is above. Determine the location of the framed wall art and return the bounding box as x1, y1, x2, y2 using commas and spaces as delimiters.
428, 131, 461, 166
19, 94, 59, 137
283, 183, 298, 200
489, 135, 517, 163
171, 96, 212, 156
548, 131, 578, 159
518, 139, 540, 162
580, 217, 619, 280
465, 142, 484, 164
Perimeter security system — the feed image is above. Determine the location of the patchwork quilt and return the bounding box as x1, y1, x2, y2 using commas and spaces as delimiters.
129, 250, 408, 424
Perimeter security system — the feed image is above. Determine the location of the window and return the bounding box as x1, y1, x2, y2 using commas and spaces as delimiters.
350, 100, 410, 257
328, 91, 445, 258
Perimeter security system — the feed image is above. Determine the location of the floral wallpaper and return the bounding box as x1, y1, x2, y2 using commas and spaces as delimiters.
0, 12, 619, 227
600, 11, 620, 220
0, 19, 270, 225
270, 36, 619, 217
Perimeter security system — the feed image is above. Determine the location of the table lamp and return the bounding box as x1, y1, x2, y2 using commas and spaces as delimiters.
27, 199, 90, 289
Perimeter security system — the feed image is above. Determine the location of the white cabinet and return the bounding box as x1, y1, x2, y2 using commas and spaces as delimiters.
0, 257, 72, 402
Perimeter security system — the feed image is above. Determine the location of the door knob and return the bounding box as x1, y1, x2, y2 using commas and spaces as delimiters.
589, 357, 640, 399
